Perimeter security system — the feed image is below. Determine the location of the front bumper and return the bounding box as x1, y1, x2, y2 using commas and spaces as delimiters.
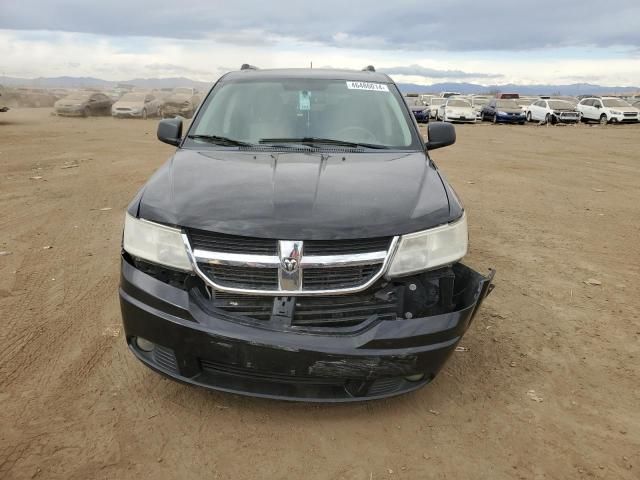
610, 114, 639, 123
112, 110, 143, 118
120, 259, 494, 402
495, 113, 525, 123
446, 115, 476, 123
55, 108, 84, 116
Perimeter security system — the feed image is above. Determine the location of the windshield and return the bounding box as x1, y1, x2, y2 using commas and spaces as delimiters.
548, 100, 574, 109
602, 98, 631, 108
174, 88, 193, 95
189, 78, 418, 149
120, 93, 146, 101
496, 99, 519, 109
448, 99, 471, 107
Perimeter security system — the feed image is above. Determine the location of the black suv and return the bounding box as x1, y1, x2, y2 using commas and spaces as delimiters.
119, 66, 494, 401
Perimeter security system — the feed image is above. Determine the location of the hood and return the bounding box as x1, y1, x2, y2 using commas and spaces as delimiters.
498, 108, 523, 114
165, 94, 191, 104
113, 100, 143, 109
135, 149, 454, 239
55, 99, 85, 107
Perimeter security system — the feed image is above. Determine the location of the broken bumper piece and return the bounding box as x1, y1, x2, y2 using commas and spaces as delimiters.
119, 259, 495, 402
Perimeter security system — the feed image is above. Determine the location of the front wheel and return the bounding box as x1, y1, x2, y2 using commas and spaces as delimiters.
526, 112, 532, 122
492, 114, 498, 124
599, 114, 608, 125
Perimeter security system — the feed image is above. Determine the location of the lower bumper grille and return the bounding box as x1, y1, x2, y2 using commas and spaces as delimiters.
209, 290, 399, 328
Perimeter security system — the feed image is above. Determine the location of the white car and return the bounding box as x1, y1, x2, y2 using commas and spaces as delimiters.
112, 92, 162, 119
526, 99, 580, 124
428, 97, 446, 118
470, 96, 491, 120
577, 97, 640, 124
437, 98, 476, 123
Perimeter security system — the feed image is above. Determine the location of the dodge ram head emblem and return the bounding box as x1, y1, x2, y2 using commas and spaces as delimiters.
281, 257, 299, 272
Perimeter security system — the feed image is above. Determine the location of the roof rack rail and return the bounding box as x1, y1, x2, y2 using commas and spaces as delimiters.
240, 64, 258, 71
362, 65, 376, 72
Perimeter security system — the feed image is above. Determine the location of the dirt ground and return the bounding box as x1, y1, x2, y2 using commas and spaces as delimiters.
1, 108, 638, 480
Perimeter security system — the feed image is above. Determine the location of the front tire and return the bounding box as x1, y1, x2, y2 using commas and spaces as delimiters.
526, 112, 532, 122
599, 114, 608, 125
492, 114, 498, 124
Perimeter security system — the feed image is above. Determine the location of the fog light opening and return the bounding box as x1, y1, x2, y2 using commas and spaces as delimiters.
404, 373, 425, 382
135, 337, 155, 352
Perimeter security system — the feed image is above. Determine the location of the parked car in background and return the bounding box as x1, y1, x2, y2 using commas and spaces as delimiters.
577, 97, 640, 124
419, 94, 434, 106
0, 86, 8, 112
526, 99, 580, 124
515, 97, 538, 113
439, 91, 461, 98
437, 98, 476, 123
481, 99, 526, 124
54, 91, 113, 117
550, 95, 578, 106
470, 96, 490, 120
160, 87, 202, 119
112, 92, 162, 119
409, 105, 430, 123
495, 93, 519, 99
428, 97, 446, 118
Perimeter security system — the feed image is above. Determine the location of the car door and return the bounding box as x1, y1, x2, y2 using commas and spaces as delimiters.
144, 94, 156, 115
484, 100, 496, 118
529, 101, 541, 120
592, 99, 604, 119
579, 99, 594, 120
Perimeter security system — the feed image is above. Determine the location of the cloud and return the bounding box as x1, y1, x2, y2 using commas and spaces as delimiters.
379, 64, 502, 79
1, 0, 639, 52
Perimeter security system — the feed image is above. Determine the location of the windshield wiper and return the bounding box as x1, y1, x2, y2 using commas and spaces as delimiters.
187, 134, 254, 147
259, 137, 389, 149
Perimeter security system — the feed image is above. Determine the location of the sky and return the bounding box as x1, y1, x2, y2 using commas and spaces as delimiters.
1, 0, 639, 86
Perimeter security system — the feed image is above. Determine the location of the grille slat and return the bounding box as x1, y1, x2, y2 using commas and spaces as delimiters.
200, 264, 279, 289
303, 264, 380, 290
304, 238, 392, 256
188, 230, 277, 255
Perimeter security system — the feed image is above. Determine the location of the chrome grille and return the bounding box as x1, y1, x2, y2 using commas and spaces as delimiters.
186, 231, 396, 295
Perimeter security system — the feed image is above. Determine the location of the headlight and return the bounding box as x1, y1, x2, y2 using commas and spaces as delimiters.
498, 111, 507, 115
387, 213, 468, 278
610, 110, 621, 115
123, 213, 192, 271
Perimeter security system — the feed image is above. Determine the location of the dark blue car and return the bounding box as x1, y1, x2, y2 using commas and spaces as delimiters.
481, 99, 526, 124
409, 105, 430, 123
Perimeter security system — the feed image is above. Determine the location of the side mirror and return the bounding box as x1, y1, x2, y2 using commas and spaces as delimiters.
157, 117, 183, 146
595, 104, 601, 109
426, 122, 456, 151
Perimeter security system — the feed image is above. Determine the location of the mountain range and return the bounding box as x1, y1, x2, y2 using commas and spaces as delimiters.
1, 75, 638, 96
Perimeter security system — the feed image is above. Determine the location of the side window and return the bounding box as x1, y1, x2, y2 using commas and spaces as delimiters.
582, 99, 592, 107
594, 99, 602, 107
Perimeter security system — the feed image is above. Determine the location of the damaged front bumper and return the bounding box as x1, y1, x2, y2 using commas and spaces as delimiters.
119, 258, 495, 402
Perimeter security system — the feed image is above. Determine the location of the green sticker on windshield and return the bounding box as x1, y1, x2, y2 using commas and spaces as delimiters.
299, 91, 311, 111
